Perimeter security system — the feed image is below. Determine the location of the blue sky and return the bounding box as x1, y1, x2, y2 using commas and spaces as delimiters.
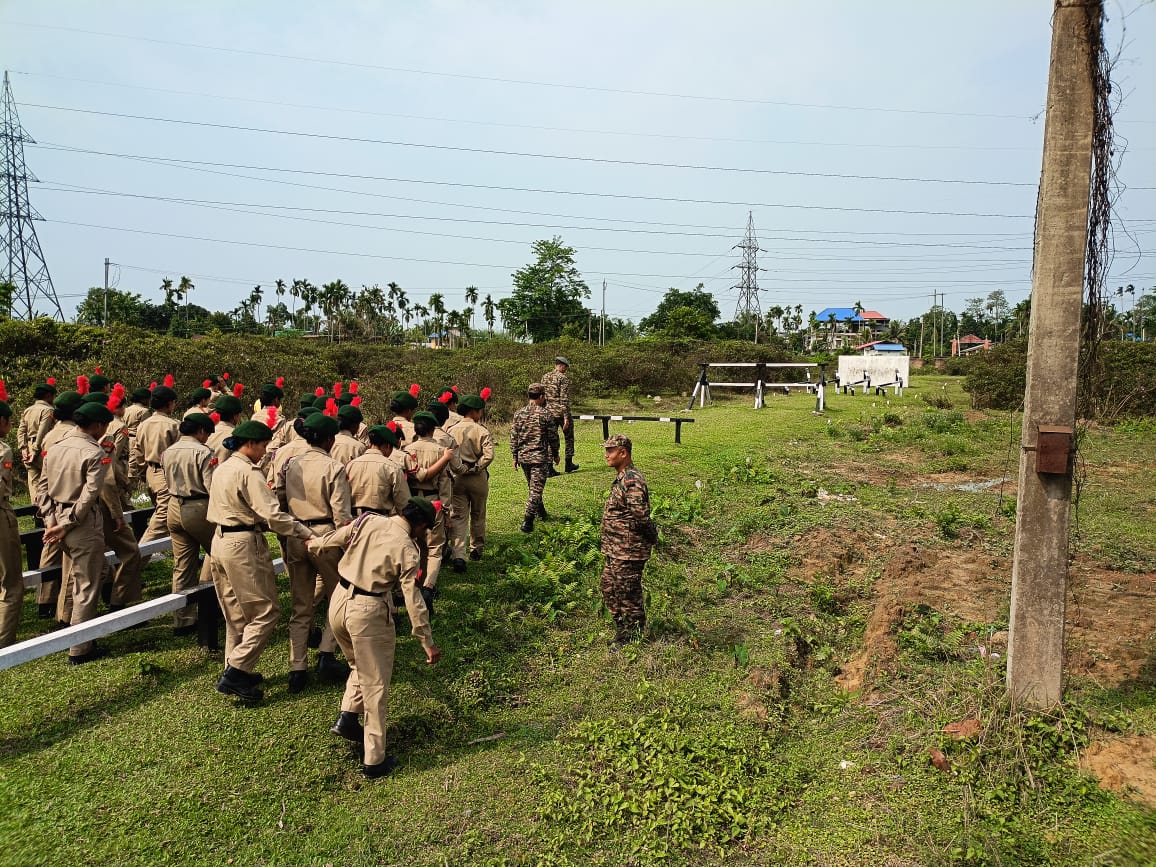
2, 1, 1153, 326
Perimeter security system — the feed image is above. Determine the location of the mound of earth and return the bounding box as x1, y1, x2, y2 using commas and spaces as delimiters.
1081, 736, 1156, 808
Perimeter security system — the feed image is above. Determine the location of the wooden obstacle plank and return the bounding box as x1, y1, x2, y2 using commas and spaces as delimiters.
570, 414, 694, 443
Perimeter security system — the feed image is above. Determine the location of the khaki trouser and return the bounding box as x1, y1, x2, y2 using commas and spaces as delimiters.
62, 508, 107, 657
101, 502, 142, 607
329, 582, 396, 767
35, 531, 62, 608
0, 508, 24, 647
450, 470, 489, 560
139, 465, 171, 544
424, 509, 447, 589
285, 527, 340, 671
168, 499, 215, 628
212, 528, 279, 674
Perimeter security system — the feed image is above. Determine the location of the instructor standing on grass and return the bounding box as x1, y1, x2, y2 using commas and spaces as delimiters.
541, 356, 577, 475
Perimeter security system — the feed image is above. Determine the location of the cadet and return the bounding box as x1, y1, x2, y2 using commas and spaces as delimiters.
0, 399, 23, 647
277, 411, 353, 691
208, 420, 317, 701
207, 394, 244, 465
132, 385, 181, 543
183, 387, 213, 419
260, 382, 293, 456
38, 401, 114, 663
437, 388, 464, 436
122, 386, 151, 434
103, 386, 134, 511
510, 383, 553, 533
33, 390, 85, 620
449, 394, 494, 567
17, 381, 57, 502
331, 405, 367, 466
309, 497, 441, 778
346, 425, 411, 517
206, 375, 227, 404
389, 389, 419, 446
164, 412, 217, 635
403, 411, 458, 610
542, 356, 578, 474
599, 435, 657, 645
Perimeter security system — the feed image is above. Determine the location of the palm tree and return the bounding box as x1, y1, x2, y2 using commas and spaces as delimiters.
428, 293, 446, 347
465, 285, 479, 331
250, 285, 264, 330
483, 293, 496, 337
289, 278, 303, 318
460, 306, 474, 346
161, 277, 175, 307
412, 303, 429, 343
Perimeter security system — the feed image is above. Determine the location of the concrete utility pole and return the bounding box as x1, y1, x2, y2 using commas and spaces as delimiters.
1007, 0, 1100, 708
103, 257, 109, 328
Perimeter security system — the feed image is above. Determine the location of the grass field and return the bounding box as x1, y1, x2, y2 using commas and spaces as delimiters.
1, 377, 1154, 866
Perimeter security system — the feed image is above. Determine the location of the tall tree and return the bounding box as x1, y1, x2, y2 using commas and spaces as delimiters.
465, 285, 479, 331
428, 292, 447, 346
639, 285, 719, 338
498, 237, 590, 342
482, 293, 496, 336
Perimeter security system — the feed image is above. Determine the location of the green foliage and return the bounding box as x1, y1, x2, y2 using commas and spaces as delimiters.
895, 605, 971, 661
497, 237, 591, 342
501, 517, 601, 623
638, 285, 721, 339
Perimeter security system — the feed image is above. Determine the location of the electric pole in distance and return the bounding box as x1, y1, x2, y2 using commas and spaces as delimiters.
732, 211, 763, 344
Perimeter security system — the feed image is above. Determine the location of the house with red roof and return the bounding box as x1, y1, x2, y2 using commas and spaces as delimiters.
809, 307, 891, 350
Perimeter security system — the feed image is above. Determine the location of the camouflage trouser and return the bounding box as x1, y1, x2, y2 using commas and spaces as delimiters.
521, 463, 548, 521
601, 557, 646, 635
548, 416, 574, 464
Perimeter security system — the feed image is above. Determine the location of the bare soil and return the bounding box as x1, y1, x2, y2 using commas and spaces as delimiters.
1081, 736, 1156, 808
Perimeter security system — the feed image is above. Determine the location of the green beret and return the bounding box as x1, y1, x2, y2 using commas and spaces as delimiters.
298, 405, 321, 419
337, 404, 363, 424
336, 394, 354, 407
232, 420, 274, 442
459, 394, 485, 412
390, 391, 418, 411
34, 383, 58, 399
75, 401, 114, 424
366, 424, 399, 447
0, 401, 11, 419
214, 395, 244, 417
408, 496, 437, 528
184, 412, 216, 433
438, 387, 458, 403
82, 392, 110, 404
54, 391, 84, 412
151, 385, 178, 404
300, 393, 317, 408
412, 410, 438, 426
89, 374, 111, 391
312, 396, 330, 411
425, 402, 449, 425
130, 387, 152, 403
260, 383, 284, 402
303, 413, 340, 436
190, 387, 212, 402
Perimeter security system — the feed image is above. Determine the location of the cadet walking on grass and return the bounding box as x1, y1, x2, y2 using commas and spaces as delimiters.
208, 421, 318, 701
164, 413, 218, 635
0, 399, 23, 648
132, 385, 181, 543
346, 425, 411, 518
511, 383, 554, 533
599, 434, 658, 646
17, 381, 56, 504
33, 390, 84, 620
449, 394, 494, 567
403, 411, 459, 612
207, 395, 244, 465
310, 497, 441, 778
542, 356, 578, 474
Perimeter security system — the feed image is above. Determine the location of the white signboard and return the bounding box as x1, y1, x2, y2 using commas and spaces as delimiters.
837, 355, 910, 391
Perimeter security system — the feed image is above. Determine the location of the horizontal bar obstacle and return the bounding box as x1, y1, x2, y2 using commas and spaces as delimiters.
834, 368, 906, 396
687, 362, 827, 412
570, 414, 695, 444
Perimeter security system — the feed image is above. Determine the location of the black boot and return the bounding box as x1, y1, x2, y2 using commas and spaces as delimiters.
316, 651, 351, 682
307, 626, 323, 649
520, 516, 534, 533
287, 669, 310, 694
451, 557, 467, 574
37, 603, 54, 620
330, 711, 364, 743
469, 549, 483, 562
536, 504, 549, 521
565, 460, 580, 473
217, 666, 264, 701
362, 755, 400, 778
547, 466, 561, 478
68, 645, 108, 666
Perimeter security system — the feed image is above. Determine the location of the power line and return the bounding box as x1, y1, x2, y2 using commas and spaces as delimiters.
23, 103, 1041, 187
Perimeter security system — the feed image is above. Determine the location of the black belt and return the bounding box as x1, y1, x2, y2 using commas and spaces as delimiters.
300, 518, 333, 527
412, 488, 438, 496
147, 461, 162, 469
176, 493, 209, 502
339, 577, 384, 598
353, 506, 386, 516
220, 524, 261, 533
55, 502, 76, 509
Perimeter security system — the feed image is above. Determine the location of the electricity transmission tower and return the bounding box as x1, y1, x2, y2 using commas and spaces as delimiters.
2, 71, 61, 320
732, 211, 762, 342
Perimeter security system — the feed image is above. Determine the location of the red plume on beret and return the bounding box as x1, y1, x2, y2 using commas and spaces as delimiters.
333, 381, 343, 398
222, 372, 230, 380
202, 379, 212, 388
275, 376, 285, 388
315, 386, 325, 397
265, 406, 278, 427
324, 398, 338, 417
47, 377, 57, 386
451, 386, 458, 394
76, 375, 90, 395
163, 374, 175, 388
0, 381, 8, 402
480, 387, 492, 401
386, 420, 398, 433
408, 383, 421, 397
107, 392, 124, 412
210, 411, 221, 425
431, 499, 443, 513
149, 381, 157, 390
438, 391, 452, 404
94, 366, 102, 375
111, 383, 126, 401
233, 382, 244, 397
351, 395, 362, 407
349, 381, 359, 394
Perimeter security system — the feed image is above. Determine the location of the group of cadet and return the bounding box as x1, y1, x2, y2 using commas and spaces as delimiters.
0, 354, 656, 778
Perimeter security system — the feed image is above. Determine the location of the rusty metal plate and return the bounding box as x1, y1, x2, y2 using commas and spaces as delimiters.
1036, 425, 1073, 475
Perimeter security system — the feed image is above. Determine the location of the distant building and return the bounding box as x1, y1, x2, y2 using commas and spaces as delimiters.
854, 339, 907, 355
951, 334, 991, 356
810, 307, 891, 350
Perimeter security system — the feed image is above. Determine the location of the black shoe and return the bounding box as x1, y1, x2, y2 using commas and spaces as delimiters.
520, 517, 534, 533
68, 646, 108, 666
451, 558, 467, 574
565, 461, 580, 473
307, 626, 323, 649
547, 466, 561, 478
316, 652, 351, 682
362, 755, 400, 778
173, 623, 198, 637
224, 668, 264, 685
38, 603, 54, 620
287, 669, 310, 694
216, 666, 264, 701
536, 505, 549, 521
420, 585, 437, 619
330, 711, 364, 743
100, 582, 112, 606
469, 550, 483, 562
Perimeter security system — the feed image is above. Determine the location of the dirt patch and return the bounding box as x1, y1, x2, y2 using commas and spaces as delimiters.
789, 526, 874, 582
1067, 561, 1156, 685
1081, 736, 1156, 808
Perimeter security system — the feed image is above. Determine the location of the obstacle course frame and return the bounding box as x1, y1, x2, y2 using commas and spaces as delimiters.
687, 362, 827, 411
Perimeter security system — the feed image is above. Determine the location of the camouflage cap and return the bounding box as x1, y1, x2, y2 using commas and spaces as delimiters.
527, 383, 545, 397
602, 433, 632, 452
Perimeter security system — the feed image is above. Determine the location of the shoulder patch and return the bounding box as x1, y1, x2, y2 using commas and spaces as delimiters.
100, 457, 113, 465
209, 458, 218, 467
2, 461, 12, 470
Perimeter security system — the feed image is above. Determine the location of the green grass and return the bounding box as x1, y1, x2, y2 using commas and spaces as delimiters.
1, 378, 1154, 866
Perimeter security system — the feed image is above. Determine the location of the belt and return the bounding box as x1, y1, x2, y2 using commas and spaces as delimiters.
55, 502, 76, 509
339, 577, 384, 598
300, 518, 333, 527
175, 493, 209, 502
220, 524, 261, 533
412, 488, 438, 496
353, 506, 386, 516
147, 461, 163, 469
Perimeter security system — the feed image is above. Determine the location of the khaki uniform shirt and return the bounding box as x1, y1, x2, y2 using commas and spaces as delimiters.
330, 430, 367, 467
17, 400, 55, 467
391, 416, 416, 448
207, 452, 312, 538
346, 449, 411, 515
39, 419, 78, 462
278, 446, 352, 526
600, 465, 657, 560
443, 410, 464, 437
510, 403, 552, 465
450, 418, 494, 473
163, 436, 217, 498
37, 429, 110, 531
206, 420, 236, 466
132, 411, 180, 476
183, 404, 209, 419
1, 442, 15, 509
405, 436, 457, 502
268, 436, 310, 490
313, 514, 433, 648
121, 402, 150, 433
98, 418, 132, 512
541, 369, 571, 420
208, 387, 227, 404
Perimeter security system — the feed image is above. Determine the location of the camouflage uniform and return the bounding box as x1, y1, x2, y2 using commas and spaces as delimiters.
510, 396, 553, 524
540, 367, 573, 465
600, 438, 657, 640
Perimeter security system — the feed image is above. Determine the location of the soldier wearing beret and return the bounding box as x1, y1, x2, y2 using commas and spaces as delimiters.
132, 385, 181, 544
33, 390, 85, 620
403, 411, 459, 611
17, 382, 56, 504
207, 395, 244, 466
449, 394, 494, 567
309, 497, 441, 778
599, 434, 657, 646
346, 425, 411, 518
275, 411, 353, 692
389, 391, 419, 446
122, 387, 152, 435
331, 405, 367, 466
183, 388, 213, 419
0, 399, 23, 647
164, 412, 218, 635
510, 383, 554, 534
37, 401, 115, 663
542, 356, 577, 475
260, 383, 292, 457
208, 420, 317, 701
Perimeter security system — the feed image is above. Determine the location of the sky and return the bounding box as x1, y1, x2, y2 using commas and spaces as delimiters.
1, 0, 1153, 328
